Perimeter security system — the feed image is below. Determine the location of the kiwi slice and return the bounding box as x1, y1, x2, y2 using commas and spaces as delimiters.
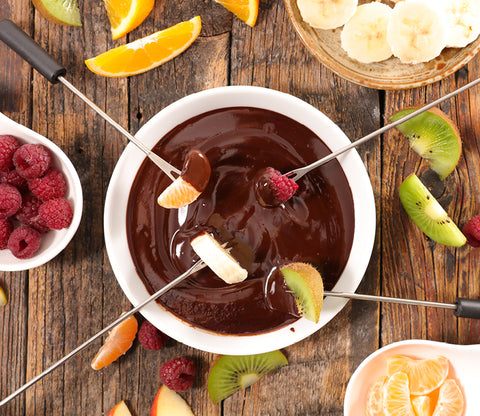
32, 0, 82, 27
280, 263, 324, 323
391, 107, 461, 180
207, 351, 288, 404
399, 174, 466, 246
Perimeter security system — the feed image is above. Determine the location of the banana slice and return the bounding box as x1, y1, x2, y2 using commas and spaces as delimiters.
297, 0, 358, 30
387, 0, 448, 64
341, 2, 393, 64
190, 232, 248, 284
441, 0, 480, 48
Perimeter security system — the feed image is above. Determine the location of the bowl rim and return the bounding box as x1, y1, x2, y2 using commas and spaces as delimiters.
104, 86, 376, 355
0, 112, 83, 271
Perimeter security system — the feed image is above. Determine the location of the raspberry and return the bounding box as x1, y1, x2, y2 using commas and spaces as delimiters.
0, 135, 19, 171
0, 218, 13, 249
137, 320, 168, 350
28, 167, 66, 201
0, 168, 27, 190
255, 167, 299, 207
13, 144, 51, 179
0, 183, 22, 218
463, 214, 480, 247
38, 198, 73, 230
15, 194, 50, 233
7, 226, 41, 259
159, 357, 196, 391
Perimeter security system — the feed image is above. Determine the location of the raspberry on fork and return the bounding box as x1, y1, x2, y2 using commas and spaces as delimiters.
463, 214, 480, 247
8, 226, 41, 259
255, 167, 299, 207
0, 135, 19, 172
0, 183, 22, 218
159, 357, 196, 391
13, 143, 51, 179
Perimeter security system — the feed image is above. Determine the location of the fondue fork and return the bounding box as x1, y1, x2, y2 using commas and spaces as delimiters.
286, 77, 480, 181
0, 260, 207, 408
323, 291, 480, 319
0, 20, 181, 181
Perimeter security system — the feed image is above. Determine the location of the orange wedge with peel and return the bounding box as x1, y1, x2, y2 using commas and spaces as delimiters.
85, 16, 201, 77
383, 372, 416, 416
365, 376, 388, 416
91, 314, 138, 370
386, 355, 449, 395
432, 379, 464, 416
103, 0, 155, 40
215, 0, 259, 27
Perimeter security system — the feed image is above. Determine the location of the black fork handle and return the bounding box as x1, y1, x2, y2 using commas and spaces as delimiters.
0, 19, 66, 83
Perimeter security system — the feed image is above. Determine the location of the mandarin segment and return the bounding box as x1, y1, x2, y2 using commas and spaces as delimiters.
85, 16, 202, 77
383, 372, 416, 416
157, 176, 201, 209
214, 0, 259, 27
91, 315, 138, 370
103, 0, 155, 40
386, 355, 449, 395
412, 395, 432, 416
432, 379, 464, 416
365, 375, 388, 416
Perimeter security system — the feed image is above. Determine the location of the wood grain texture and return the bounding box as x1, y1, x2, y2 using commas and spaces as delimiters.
0, 0, 479, 415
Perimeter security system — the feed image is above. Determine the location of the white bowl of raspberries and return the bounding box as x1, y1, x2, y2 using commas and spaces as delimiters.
0, 112, 82, 271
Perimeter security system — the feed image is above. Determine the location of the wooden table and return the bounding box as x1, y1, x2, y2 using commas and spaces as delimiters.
1, 1, 479, 415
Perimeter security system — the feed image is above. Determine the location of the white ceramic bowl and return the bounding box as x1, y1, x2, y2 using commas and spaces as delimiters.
104, 86, 376, 355
344, 340, 480, 415
0, 112, 83, 271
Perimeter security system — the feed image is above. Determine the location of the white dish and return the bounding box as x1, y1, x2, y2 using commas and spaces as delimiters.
0, 112, 83, 271
344, 339, 480, 415
104, 86, 376, 355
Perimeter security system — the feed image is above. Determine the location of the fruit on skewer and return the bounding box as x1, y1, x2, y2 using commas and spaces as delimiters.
157, 149, 211, 209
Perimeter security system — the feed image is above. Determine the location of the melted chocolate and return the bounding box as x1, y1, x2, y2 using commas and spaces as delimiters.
181, 149, 211, 191
126, 107, 355, 335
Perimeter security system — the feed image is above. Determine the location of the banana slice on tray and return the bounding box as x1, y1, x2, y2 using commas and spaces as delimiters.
341, 2, 393, 64
297, 0, 358, 30
441, 0, 480, 48
387, 0, 448, 64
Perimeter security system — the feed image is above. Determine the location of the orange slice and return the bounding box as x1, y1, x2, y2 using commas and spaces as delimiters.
214, 0, 259, 27
91, 315, 138, 370
387, 355, 449, 395
157, 176, 201, 209
412, 396, 432, 416
383, 372, 416, 416
432, 380, 464, 416
365, 376, 388, 416
103, 0, 155, 40
85, 16, 201, 77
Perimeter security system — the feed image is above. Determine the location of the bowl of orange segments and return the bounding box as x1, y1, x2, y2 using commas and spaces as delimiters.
344, 339, 479, 416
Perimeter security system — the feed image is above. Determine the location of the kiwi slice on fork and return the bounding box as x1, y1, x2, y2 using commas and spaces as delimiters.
399, 174, 466, 246
391, 107, 462, 180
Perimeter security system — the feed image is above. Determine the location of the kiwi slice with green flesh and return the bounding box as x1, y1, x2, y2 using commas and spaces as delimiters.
32, 0, 82, 26
399, 174, 466, 246
280, 263, 324, 323
207, 351, 288, 404
391, 107, 461, 180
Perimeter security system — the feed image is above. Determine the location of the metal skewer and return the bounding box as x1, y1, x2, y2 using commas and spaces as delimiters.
0, 260, 206, 408
287, 76, 480, 181
0, 20, 181, 181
